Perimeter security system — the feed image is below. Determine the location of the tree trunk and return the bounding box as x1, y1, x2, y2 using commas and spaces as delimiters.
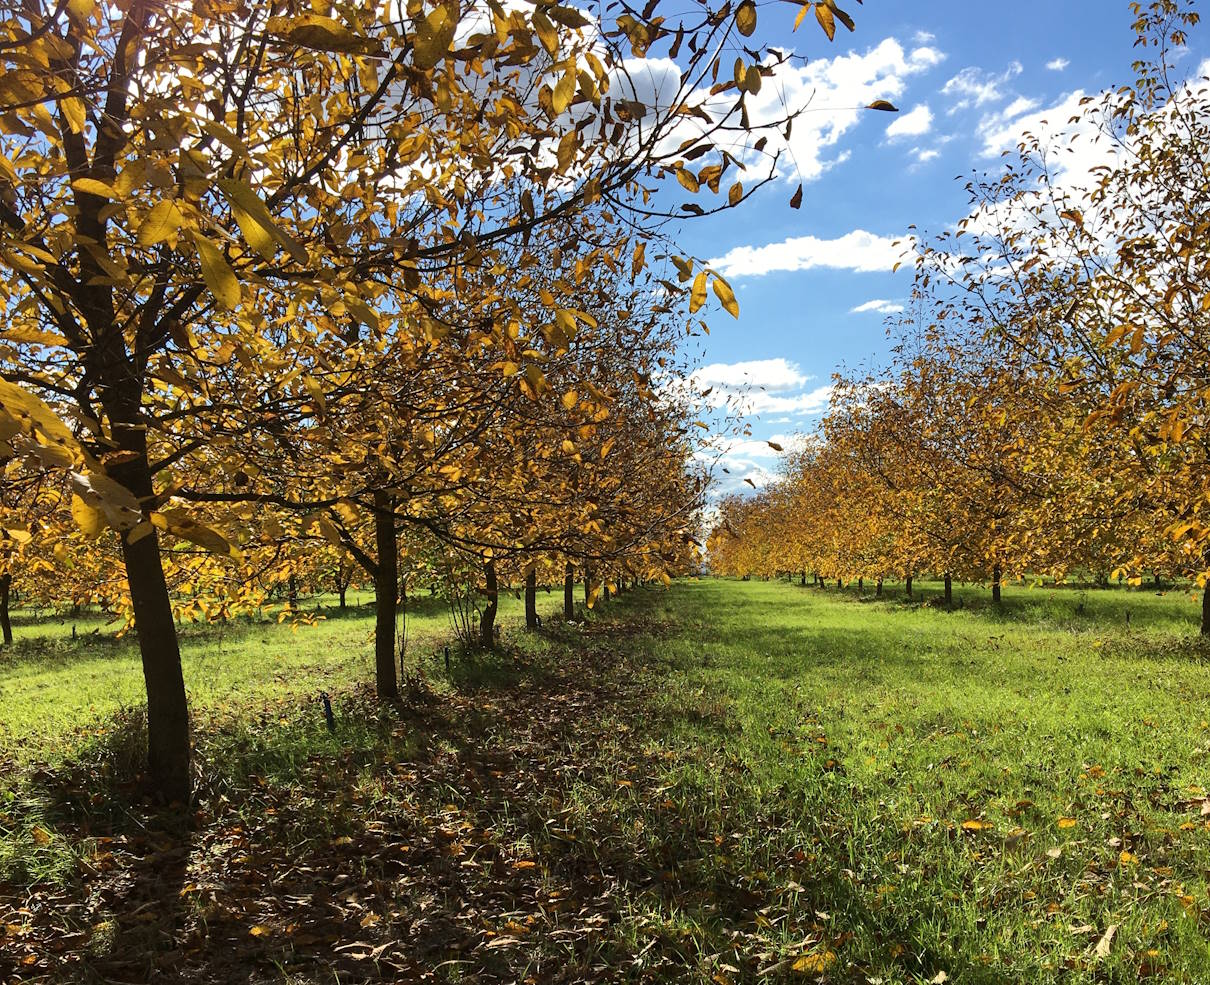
373, 490, 400, 703
564, 562, 575, 621
106, 417, 191, 804
585, 566, 593, 605
1201, 579, 1210, 637
288, 573, 298, 608
876, 578, 883, 598
944, 572, 953, 606
836, 578, 842, 589
858, 577, 864, 591
525, 569, 538, 629
337, 567, 347, 609
0, 572, 11, 645
800, 570, 806, 586
480, 559, 498, 647
992, 564, 1002, 604
906, 574, 913, 598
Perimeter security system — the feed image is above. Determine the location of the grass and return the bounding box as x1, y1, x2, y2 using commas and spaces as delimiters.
3, 577, 1210, 982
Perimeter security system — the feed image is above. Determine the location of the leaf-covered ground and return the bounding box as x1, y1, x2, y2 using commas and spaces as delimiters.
4, 579, 1210, 983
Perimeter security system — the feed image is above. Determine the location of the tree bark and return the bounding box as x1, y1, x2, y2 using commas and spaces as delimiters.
944, 572, 953, 606
906, 574, 913, 598
0, 572, 11, 645
525, 569, 538, 629
584, 566, 593, 605
876, 578, 883, 598
1201, 579, 1210, 637
373, 490, 400, 702
564, 562, 575, 621
858, 577, 864, 591
480, 559, 498, 648
800, 570, 806, 586
107, 414, 191, 805
992, 564, 1002, 605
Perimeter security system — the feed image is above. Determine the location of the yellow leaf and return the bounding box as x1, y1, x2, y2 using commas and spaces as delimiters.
712, 275, 739, 318
72, 493, 106, 539
249, 924, 271, 937
814, 3, 835, 41
30, 824, 53, 846
1057, 817, 1077, 829
961, 819, 991, 831
689, 271, 708, 313
191, 232, 241, 310
71, 177, 118, 199
60, 95, 86, 134
734, 0, 757, 37
561, 390, 578, 410
413, 6, 458, 70
217, 178, 308, 263
552, 69, 576, 115
266, 14, 377, 54
137, 200, 183, 247
791, 949, 836, 974
677, 167, 700, 194
152, 508, 242, 559
561, 439, 575, 453
532, 9, 559, 56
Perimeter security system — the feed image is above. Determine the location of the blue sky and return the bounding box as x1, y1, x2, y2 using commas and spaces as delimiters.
666, 1, 1209, 496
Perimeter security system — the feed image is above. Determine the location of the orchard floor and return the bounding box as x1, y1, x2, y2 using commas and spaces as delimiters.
4, 578, 1210, 983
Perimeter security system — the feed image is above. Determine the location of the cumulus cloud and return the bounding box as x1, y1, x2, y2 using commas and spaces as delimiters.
942, 61, 1023, 111
1046, 57, 1070, 72
912, 147, 941, 164
709, 229, 913, 278
886, 103, 933, 139
851, 299, 905, 314
640, 38, 946, 186
693, 358, 809, 392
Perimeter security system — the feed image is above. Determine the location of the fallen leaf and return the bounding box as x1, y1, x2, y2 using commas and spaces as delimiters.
1094, 924, 1118, 958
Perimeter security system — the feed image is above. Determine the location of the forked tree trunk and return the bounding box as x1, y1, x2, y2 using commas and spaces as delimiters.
944, 572, 953, 606
992, 564, 1002, 604
564, 563, 575, 621
480, 559, 498, 647
525, 570, 538, 629
0, 572, 11, 645
373, 490, 400, 702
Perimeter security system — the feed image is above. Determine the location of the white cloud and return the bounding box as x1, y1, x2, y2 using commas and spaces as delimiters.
912, 147, 941, 164
693, 358, 809, 392
851, 299, 904, 315
914, 30, 936, 44
886, 103, 933, 139
1046, 57, 1070, 72
976, 89, 1091, 159
941, 61, 1023, 111
709, 229, 913, 278
657, 38, 946, 186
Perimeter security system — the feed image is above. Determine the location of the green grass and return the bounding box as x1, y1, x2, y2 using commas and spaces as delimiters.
3, 577, 1210, 982
0, 587, 555, 763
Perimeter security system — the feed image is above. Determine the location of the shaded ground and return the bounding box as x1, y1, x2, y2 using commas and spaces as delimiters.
2, 608, 701, 983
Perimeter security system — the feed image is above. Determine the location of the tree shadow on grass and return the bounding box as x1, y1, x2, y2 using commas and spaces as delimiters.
3, 592, 1041, 985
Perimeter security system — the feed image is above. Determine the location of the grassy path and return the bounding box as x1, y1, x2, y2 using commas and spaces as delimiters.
3, 579, 1210, 982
